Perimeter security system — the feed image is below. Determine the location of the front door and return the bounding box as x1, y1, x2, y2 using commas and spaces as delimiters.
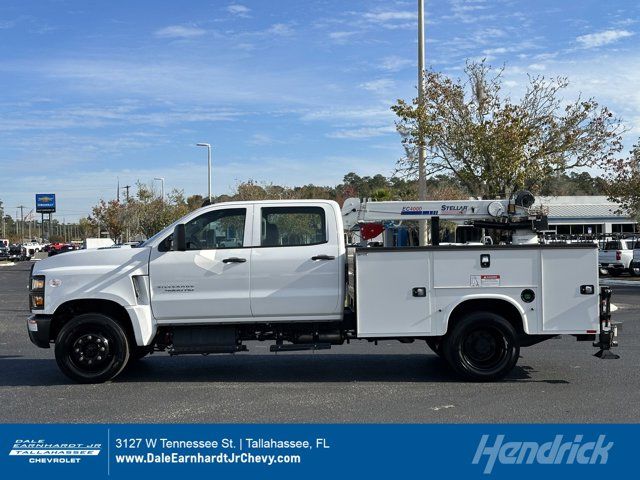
149, 206, 252, 322
250, 204, 342, 319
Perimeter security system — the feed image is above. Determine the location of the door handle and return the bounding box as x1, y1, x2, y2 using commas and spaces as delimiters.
311, 255, 335, 261
222, 257, 247, 263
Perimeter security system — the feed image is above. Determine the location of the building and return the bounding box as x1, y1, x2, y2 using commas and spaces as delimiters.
534, 196, 637, 235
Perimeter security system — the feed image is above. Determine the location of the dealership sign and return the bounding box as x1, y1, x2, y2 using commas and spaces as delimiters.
35, 194, 56, 213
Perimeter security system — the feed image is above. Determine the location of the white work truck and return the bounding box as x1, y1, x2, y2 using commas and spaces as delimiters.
27, 195, 619, 384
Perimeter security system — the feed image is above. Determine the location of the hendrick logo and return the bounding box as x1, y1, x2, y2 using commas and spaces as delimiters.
472, 434, 613, 474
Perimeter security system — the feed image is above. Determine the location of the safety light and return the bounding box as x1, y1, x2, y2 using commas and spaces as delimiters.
521, 289, 535, 303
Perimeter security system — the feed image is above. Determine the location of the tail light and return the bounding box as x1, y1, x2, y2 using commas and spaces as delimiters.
616, 250, 621, 261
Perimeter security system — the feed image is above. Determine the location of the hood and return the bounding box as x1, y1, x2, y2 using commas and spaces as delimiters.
34, 246, 152, 275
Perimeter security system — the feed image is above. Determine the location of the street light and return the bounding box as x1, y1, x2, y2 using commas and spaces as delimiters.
196, 143, 212, 203
153, 177, 165, 202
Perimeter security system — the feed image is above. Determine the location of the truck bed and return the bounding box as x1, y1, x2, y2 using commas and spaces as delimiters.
347, 244, 600, 338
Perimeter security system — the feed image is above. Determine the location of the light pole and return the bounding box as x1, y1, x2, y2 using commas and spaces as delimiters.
196, 143, 212, 203
154, 177, 165, 202
417, 0, 428, 246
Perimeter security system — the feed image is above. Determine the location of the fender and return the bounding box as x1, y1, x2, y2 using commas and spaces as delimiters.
442, 293, 531, 335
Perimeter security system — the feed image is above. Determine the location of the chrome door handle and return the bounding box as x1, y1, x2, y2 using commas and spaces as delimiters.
311, 255, 335, 261
222, 257, 247, 263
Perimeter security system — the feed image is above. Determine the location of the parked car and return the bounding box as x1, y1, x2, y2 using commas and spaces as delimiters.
8, 244, 23, 261
599, 238, 639, 276
0, 245, 9, 261
48, 243, 78, 256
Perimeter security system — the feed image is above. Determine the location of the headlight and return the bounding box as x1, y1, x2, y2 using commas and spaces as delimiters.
30, 275, 45, 311
31, 276, 45, 291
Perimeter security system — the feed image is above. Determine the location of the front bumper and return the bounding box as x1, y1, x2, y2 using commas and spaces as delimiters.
27, 314, 53, 348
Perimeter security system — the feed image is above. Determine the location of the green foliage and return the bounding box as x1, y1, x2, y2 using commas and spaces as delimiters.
392, 60, 624, 198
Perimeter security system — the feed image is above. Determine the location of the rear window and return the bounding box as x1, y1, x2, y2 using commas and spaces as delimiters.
604, 241, 620, 250
261, 206, 327, 247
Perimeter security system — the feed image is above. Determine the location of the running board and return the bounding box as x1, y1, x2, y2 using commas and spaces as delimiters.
270, 343, 331, 352
170, 345, 247, 355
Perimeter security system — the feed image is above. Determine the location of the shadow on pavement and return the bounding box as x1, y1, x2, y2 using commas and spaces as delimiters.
0, 354, 569, 386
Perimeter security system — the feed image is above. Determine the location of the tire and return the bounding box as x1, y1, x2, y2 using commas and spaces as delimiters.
442, 311, 519, 381
55, 313, 131, 383
629, 263, 640, 277
426, 337, 443, 357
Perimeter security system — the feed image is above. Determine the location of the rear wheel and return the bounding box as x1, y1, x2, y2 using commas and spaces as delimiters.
443, 311, 519, 381
629, 263, 640, 277
55, 313, 131, 383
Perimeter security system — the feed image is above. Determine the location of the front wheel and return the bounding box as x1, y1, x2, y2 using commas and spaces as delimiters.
55, 313, 131, 383
442, 312, 519, 381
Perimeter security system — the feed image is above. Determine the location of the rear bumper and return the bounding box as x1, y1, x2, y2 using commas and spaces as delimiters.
27, 314, 52, 348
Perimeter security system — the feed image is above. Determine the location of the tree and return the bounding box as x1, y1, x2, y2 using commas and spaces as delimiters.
392, 60, 624, 198
90, 200, 126, 242
605, 143, 640, 220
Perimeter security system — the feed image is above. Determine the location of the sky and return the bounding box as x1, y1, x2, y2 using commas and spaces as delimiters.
1, 0, 640, 221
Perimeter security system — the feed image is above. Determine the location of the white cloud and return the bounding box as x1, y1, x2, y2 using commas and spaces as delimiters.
379, 55, 413, 72
360, 78, 395, 94
329, 31, 357, 43
267, 23, 294, 36
576, 29, 634, 48
528, 63, 546, 71
227, 4, 251, 17
154, 25, 206, 39
363, 11, 414, 22
327, 125, 396, 139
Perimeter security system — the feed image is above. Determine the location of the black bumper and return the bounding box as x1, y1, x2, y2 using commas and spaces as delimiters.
27, 314, 53, 348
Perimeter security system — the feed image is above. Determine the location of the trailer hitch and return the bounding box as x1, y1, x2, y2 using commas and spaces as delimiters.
594, 286, 620, 359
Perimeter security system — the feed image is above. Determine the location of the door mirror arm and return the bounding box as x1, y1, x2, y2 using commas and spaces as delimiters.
173, 224, 187, 251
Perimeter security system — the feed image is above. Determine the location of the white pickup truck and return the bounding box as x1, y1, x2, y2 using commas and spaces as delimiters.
27, 199, 618, 384
599, 238, 639, 276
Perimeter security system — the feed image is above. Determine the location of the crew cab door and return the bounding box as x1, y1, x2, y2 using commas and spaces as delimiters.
250, 204, 342, 319
149, 206, 252, 322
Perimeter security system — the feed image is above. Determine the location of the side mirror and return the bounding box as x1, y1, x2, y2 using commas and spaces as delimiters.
173, 224, 186, 251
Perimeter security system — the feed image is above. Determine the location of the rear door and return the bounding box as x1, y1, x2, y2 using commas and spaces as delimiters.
250, 204, 342, 319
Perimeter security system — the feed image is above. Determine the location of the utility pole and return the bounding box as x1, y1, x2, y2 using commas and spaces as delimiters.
417, 0, 428, 246
17, 205, 25, 241
122, 185, 131, 202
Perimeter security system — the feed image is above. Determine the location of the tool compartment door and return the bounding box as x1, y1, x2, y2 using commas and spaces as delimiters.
541, 247, 599, 333
355, 250, 431, 337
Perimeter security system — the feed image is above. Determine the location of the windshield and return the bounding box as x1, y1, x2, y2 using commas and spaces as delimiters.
138, 217, 183, 247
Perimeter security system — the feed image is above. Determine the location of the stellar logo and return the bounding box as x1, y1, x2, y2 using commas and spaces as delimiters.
472, 434, 613, 474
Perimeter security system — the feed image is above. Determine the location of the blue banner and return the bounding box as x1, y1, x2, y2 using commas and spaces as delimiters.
0, 424, 633, 479
35, 193, 56, 213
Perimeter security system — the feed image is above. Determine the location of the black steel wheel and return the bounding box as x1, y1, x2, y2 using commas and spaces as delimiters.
55, 313, 130, 383
443, 311, 519, 381
629, 263, 640, 277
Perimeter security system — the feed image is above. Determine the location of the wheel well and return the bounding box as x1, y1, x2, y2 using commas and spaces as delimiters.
446, 299, 525, 335
51, 299, 134, 342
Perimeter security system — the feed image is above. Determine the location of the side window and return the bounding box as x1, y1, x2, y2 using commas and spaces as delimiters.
261, 207, 327, 247
184, 208, 246, 250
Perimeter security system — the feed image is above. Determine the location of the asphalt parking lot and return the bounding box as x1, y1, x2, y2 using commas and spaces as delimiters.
1, 260, 639, 423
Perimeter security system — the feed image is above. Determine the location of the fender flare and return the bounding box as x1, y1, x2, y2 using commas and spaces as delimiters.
443, 293, 530, 335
